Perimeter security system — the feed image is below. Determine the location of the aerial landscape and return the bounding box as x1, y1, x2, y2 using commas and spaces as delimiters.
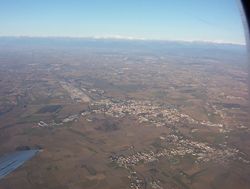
0, 0, 249, 188
0, 37, 249, 189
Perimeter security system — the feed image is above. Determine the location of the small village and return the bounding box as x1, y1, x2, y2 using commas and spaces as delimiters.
89, 98, 226, 131
32, 89, 249, 189
110, 134, 249, 189
110, 133, 249, 169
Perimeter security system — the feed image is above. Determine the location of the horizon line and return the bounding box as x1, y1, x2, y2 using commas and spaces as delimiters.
0, 35, 246, 46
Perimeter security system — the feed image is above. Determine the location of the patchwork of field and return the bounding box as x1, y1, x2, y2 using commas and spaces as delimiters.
0, 38, 249, 189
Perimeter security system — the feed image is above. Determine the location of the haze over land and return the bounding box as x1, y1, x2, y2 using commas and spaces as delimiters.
0, 37, 249, 189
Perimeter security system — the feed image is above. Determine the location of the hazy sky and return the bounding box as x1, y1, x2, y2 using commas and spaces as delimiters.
0, 0, 246, 44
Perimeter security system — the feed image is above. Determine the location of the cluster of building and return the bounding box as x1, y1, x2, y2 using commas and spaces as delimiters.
62, 114, 79, 123
36, 120, 63, 128
88, 99, 225, 130
110, 151, 158, 169
128, 170, 145, 189
36, 114, 79, 128
150, 180, 163, 189
110, 134, 249, 170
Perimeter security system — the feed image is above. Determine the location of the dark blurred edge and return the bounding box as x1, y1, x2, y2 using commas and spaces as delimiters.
240, 0, 250, 30
239, 0, 250, 108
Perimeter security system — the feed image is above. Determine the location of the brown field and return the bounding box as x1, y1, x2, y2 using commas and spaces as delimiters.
0, 38, 249, 189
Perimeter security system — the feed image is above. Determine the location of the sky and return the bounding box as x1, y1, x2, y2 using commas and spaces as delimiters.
0, 0, 246, 44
